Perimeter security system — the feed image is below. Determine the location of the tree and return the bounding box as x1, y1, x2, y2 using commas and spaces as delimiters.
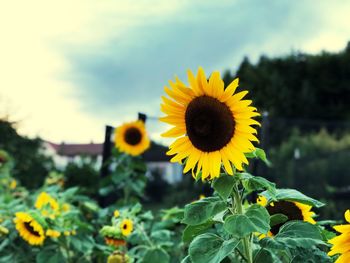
0, 120, 54, 188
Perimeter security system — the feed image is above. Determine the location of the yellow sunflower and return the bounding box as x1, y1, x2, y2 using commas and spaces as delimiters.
114, 209, 120, 218
115, 121, 150, 156
35, 192, 59, 219
10, 179, 17, 189
46, 229, 61, 238
328, 210, 350, 263
257, 196, 316, 236
14, 212, 45, 245
160, 68, 260, 180
120, 219, 133, 237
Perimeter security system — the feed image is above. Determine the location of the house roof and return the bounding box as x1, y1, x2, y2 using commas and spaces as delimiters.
46, 141, 170, 162
47, 142, 103, 157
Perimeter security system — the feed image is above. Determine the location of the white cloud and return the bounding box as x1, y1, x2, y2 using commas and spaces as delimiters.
0, 0, 185, 143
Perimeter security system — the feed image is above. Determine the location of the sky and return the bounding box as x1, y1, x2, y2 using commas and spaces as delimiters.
1, 0, 350, 144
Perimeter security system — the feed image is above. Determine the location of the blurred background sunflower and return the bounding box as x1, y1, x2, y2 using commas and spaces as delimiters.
115, 121, 150, 156
14, 212, 46, 246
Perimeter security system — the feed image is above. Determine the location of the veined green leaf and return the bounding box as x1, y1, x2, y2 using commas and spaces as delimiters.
189, 233, 240, 263
224, 205, 270, 237
182, 197, 226, 226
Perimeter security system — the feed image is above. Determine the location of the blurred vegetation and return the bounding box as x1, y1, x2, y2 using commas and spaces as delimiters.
268, 129, 350, 220
0, 120, 54, 189
64, 160, 100, 198
222, 42, 350, 220
223, 41, 350, 145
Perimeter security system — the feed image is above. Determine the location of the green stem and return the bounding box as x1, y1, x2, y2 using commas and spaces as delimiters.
137, 224, 154, 248
232, 183, 253, 263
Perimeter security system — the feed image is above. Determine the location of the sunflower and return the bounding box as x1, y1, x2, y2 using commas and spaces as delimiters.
46, 229, 61, 238
10, 179, 17, 189
257, 196, 316, 236
160, 68, 260, 180
328, 210, 350, 263
120, 219, 133, 237
14, 212, 45, 245
35, 192, 59, 218
114, 209, 120, 218
61, 203, 70, 212
115, 121, 150, 156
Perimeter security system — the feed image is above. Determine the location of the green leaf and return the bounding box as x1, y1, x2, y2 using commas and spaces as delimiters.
212, 175, 238, 200
36, 250, 65, 263
253, 248, 277, 263
238, 173, 276, 194
142, 248, 170, 263
130, 203, 142, 215
270, 214, 288, 227
245, 148, 271, 166
195, 171, 202, 181
255, 148, 271, 166
183, 221, 214, 243
260, 221, 326, 250
189, 233, 240, 263
224, 205, 270, 237
277, 221, 323, 240
289, 247, 332, 263
182, 197, 226, 226
260, 188, 324, 208
151, 230, 172, 244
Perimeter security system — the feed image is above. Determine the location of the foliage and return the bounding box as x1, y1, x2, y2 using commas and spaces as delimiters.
64, 159, 100, 197
223, 42, 350, 145
0, 120, 54, 189
269, 129, 350, 219
180, 149, 332, 263
99, 148, 147, 206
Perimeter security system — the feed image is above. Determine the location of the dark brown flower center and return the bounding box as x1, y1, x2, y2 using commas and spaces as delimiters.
124, 127, 142, 145
123, 224, 127, 230
24, 221, 41, 237
267, 201, 303, 235
185, 96, 235, 152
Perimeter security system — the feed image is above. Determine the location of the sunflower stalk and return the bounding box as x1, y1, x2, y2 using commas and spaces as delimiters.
137, 223, 154, 248
232, 182, 253, 263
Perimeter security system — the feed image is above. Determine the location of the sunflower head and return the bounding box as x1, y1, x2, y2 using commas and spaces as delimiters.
257, 197, 316, 236
35, 192, 59, 219
120, 219, 133, 237
114, 210, 120, 218
46, 229, 61, 238
107, 252, 130, 263
328, 210, 350, 261
160, 68, 260, 180
61, 203, 70, 212
14, 212, 46, 246
10, 179, 17, 189
115, 121, 150, 156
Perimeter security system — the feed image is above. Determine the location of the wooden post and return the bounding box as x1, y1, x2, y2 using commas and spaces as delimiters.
138, 112, 147, 123
99, 125, 113, 207
100, 125, 114, 178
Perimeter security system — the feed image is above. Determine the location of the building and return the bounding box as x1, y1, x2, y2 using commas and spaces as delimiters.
42, 141, 182, 184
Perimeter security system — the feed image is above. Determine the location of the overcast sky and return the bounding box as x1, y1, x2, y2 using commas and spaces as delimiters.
1, 0, 350, 144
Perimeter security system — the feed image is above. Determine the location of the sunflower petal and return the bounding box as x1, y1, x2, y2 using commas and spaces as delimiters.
220, 78, 239, 101
183, 148, 201, 173
161, 127, 186, 137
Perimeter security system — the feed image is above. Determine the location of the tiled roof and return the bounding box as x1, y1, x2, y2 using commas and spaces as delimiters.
48, 142, 103, 157
46, 141, 170, 162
